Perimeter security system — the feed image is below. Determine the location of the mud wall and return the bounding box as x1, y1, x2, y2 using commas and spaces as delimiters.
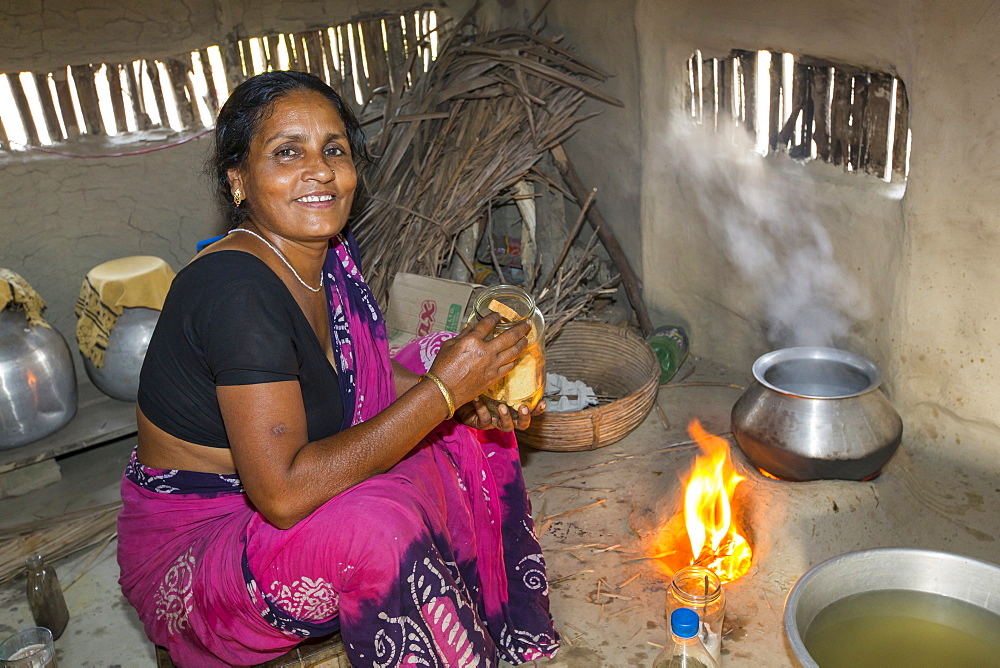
634, 0, 1000, 463
478, 0, 1000, 462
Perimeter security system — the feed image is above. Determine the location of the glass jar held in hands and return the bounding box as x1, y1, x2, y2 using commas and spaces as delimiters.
466, 285, 546, 419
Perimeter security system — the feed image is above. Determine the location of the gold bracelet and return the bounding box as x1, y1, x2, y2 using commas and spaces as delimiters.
420, 373, 456, 420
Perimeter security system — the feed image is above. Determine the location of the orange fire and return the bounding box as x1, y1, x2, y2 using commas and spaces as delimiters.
683, 419, 752, 582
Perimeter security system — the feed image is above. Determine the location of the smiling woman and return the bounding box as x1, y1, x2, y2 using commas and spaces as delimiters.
227, 91, 359, 258
115, 71, 560, 667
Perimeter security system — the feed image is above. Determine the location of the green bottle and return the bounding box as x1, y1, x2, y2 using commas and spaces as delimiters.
646, 326, 689, 384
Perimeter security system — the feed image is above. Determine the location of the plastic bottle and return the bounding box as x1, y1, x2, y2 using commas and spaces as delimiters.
646, 326, 689, 384
652, 608, 718, 668
25, 555, 69, 640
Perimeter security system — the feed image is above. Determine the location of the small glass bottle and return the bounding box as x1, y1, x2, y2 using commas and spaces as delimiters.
652, 608, 719, 668
467, 285, 546, 417
25, 555, 69, 640
666, 567, 725, 664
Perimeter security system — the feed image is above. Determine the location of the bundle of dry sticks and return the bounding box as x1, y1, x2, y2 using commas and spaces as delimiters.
354, 22, 650, 340
0, 501, 120, 585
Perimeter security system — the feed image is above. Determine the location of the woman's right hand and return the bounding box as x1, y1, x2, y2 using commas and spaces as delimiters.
427, 312, 529, 407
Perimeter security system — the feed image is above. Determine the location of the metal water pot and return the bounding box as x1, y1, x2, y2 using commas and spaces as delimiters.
784, 548, 1000, 667
83, 307, 159, 402
0, 309, 78, 448
731, 346, 902, 481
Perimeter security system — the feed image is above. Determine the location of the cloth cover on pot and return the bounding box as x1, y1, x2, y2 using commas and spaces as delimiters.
0, 269, 50, 328
75, 256, 175, 368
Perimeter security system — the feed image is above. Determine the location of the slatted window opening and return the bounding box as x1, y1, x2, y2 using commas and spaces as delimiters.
0, 9, 438, 153
686, 49, 910, 182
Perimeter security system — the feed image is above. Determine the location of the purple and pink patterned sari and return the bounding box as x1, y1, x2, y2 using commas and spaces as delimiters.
117, 232, 559, 667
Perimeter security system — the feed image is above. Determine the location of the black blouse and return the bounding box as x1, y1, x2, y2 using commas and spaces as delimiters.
137, 250, 343, 448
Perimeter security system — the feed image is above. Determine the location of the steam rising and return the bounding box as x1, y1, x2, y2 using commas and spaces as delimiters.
670, 119, 871, 348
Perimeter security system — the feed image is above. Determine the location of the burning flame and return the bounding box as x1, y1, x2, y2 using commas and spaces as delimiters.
682, 419, 752, 583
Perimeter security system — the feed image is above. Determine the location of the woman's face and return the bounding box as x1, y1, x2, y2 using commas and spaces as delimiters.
228, 89, 358, 244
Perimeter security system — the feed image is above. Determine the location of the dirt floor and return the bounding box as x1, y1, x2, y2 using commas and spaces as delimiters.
1, 354, 998, 667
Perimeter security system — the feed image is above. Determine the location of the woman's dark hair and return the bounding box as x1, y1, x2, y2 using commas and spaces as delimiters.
209, 70, 374, 228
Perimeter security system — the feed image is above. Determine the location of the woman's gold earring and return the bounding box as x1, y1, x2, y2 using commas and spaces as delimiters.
233, 189, 243, 206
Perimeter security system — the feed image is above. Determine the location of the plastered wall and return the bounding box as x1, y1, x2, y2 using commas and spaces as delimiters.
478, 0, 1000, 462
635, 0, 912, 376
894, 2, 1000, 463
632, 0, 1000, 463
2, 141, 215, 344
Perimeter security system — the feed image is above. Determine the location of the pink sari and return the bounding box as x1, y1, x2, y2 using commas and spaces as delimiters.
117, 233, 559, 666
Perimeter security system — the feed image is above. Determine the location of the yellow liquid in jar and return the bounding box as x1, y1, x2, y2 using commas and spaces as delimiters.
804, 589, 1000, 667
482, 340, 545, 413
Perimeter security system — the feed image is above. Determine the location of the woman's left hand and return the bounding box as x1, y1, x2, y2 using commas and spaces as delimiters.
455, 398, 546, 432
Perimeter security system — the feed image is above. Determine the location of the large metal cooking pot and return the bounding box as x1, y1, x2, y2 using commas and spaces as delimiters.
731, 346, 902, 481
83, 307, 159, 402
0, 309, 78, 448
784, 547, 1000, 667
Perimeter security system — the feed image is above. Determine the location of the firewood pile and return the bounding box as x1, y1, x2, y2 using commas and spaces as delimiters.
354, 19, 651, 341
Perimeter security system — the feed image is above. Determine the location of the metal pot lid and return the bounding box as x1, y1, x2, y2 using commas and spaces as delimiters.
752, 346, 883, 400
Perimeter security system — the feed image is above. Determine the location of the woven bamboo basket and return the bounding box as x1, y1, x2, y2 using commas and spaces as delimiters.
519, 321, 659, 451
